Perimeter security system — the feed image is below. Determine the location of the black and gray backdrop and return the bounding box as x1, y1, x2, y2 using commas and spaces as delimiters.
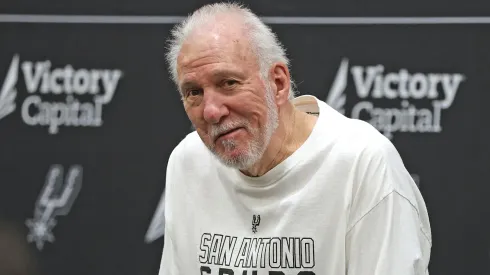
0, 0, 489, 275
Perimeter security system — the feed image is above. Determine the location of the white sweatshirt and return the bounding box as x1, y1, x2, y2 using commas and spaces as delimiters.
159, 95, 432, 275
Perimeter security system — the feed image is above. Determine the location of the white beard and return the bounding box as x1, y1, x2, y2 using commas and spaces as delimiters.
207, 84, 279, 170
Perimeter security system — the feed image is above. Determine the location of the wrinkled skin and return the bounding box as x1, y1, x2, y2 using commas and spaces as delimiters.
176, 14, 315, 176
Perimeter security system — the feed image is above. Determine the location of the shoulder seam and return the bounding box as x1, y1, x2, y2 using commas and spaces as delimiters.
346, 190, 394, 234
393, 190, 432, 245
346, 190, 432, 246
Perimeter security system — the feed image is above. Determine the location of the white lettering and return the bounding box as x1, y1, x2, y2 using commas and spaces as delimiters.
351, 101, 372, 119
427, 74, 442, 99
408, 73, 428, 99
63, 65, 74, 94
22, 61, 48, 93
20, 95, 103, 134
348, 64, 464, 106
50, 68, 64, 95
351, 65, 382, 98
99, 70, 123, 104
351, 100, 444, 139
432, 101, 443, 132
440, 74, 464, 108
20, 60, 122, 99
21, 95, 40, 125
73, 69, 91, 94
15, 58, 123, 133
398, 69, 410, 98
89, 70, 101, 94
382, 73, 399, 99
336, 61, 464, 139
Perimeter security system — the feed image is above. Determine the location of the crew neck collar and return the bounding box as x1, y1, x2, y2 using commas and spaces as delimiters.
226, 95, 328, 188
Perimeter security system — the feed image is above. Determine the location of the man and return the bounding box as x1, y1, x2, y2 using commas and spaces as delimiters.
159, 2, 431, 275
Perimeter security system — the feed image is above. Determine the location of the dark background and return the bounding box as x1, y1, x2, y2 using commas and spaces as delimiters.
0, 1, 489, 275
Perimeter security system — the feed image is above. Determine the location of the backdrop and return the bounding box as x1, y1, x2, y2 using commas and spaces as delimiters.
0, 1, 489, 275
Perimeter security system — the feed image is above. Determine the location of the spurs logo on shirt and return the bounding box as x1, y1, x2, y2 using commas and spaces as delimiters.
252, 215, 261, 234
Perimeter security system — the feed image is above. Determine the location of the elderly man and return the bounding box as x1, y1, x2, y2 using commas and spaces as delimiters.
159, 3, 431, 275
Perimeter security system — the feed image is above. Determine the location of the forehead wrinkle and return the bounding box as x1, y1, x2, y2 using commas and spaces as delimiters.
176, 15, 259, 84
180, 65, 246, 91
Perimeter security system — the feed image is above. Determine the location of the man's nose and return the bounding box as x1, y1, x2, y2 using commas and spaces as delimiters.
202, 91, 229, 124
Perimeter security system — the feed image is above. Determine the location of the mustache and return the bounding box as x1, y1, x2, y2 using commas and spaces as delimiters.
209, 120, 249, 140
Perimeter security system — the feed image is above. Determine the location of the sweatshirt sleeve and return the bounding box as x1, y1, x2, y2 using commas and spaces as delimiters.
158, 223, 178, 275
345, 133, 432, 275
158, 141, 185, 275
346, 191, 431, 275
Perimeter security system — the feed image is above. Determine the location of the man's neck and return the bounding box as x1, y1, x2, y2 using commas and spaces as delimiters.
241, 107, 318, 177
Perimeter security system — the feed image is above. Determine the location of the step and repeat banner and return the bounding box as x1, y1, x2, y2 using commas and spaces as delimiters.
1, 1, 489, 275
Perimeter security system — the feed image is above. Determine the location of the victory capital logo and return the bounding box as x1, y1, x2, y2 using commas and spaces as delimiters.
326, 58, 465, 139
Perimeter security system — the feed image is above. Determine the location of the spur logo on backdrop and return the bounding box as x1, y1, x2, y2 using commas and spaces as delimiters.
0, 54, 123, 134
326, 58, 465, 140
26, 165, 83, 250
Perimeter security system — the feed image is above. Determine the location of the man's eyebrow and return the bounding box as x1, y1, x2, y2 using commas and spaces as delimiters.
210, 69, 245, 79
178, 69, 245, 91
179, 80, 199, 91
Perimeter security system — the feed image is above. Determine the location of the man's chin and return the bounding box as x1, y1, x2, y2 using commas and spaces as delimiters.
217, 147, 247, 161
213, 149, 254, 170
205, 138, 264, 169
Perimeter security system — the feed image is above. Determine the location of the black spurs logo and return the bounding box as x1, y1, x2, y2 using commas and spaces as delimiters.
252, 214, 261, 234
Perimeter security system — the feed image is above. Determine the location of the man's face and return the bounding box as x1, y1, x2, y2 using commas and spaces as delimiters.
176, 27, 278, 169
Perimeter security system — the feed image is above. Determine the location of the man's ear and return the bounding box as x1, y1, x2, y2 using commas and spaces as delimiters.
269, 62, 291, 106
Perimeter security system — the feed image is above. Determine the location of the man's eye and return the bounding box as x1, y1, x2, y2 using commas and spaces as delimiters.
223, 79, 238, 87
187, 89, 202, 97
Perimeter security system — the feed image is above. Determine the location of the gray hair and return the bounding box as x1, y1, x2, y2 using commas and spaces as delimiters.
165, 2, 298, 99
